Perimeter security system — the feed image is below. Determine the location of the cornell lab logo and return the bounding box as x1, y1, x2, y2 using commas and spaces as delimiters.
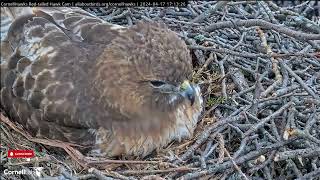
3, 167, 44, 177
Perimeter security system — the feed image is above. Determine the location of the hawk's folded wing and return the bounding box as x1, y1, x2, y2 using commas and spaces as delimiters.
1, 7, 126, 146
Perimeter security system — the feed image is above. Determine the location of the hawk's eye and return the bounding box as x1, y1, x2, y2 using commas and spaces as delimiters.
150, 80, 166, 87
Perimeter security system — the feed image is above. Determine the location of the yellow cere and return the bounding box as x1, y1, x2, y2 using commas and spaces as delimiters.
180, 80, 190, 91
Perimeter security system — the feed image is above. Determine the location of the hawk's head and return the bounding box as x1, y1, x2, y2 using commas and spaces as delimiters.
93, 22, 203, 156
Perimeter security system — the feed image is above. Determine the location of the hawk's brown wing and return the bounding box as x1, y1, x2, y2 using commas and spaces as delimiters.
1, 7, 126, 146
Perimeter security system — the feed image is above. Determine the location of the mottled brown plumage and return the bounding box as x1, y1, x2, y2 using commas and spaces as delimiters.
0, 7, 203, 157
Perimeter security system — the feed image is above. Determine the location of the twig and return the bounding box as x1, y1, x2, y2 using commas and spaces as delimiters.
177, 115, 240, 161
205, 19, 320, 41
296, 169, 320, 180
120, 167, 197, 176
244, 102, 293, 137
192, 1, 228, 23
280, 60, 320, 101
180, 139, 296, 179
88, 168, 114, 180
274, 147, 320, 162
256, 27, 282, 82
224, 147, 249, 180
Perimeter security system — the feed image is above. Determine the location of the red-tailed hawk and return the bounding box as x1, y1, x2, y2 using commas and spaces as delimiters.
0, 7, 203, 157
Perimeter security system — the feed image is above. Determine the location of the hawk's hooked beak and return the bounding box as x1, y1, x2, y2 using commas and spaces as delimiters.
180, 80, 195, 106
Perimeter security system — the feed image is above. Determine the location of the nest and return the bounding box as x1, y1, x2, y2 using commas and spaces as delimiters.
1, 1, 320, 179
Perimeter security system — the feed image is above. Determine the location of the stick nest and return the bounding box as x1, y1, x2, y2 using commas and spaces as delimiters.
1, 1, 320, 179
